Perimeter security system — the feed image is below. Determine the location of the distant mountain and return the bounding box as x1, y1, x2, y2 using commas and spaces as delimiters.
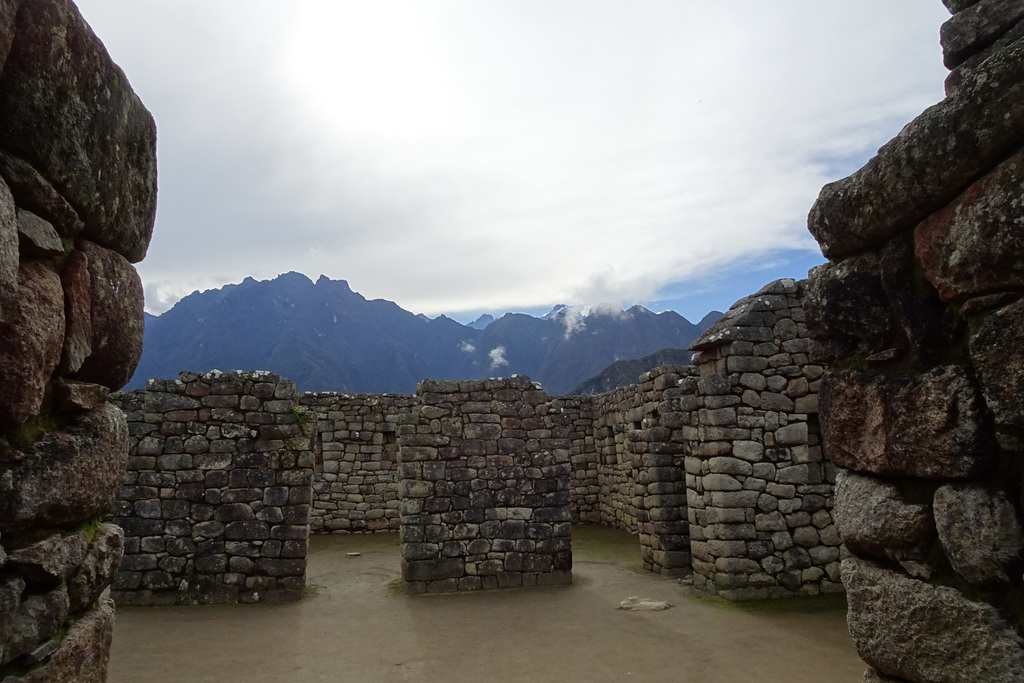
130, 272, 718, 396
467, 314, 494, 330
566, 347, 697, 396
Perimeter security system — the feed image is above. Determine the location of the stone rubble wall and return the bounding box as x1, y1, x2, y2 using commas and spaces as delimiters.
108, 371, 317, 605
397, 377, 573, 593
806, 1, 1024, 679
687, 279, 841, 599
299, 392, 416, 534
0, 1, 157, 680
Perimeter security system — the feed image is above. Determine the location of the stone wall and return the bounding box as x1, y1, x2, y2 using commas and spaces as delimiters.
109, 371, 317, 605
300, 392, 415, 534
0, 2, 157, 680
687, 280, 840, 599
807, 1, 1024, 679
397, 377, 573, 593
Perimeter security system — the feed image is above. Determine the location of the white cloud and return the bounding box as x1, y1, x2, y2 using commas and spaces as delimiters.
459, 341, 475, 353
75, 1, 950, 318
488, 346, 509, 370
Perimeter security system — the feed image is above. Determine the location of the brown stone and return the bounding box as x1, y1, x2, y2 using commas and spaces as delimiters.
0, 150, 84, 238
808, 38, 1024, 259
0, 0, 157, 262
820, 366, 989, 478
0, 260, 65, 429
72, 240, 144, 390
56, 380, 110, 412
12, 599, 115, 682
844, 558, 1024, 682
934, 484, 1024, 585
969, 298, 1024, 448
941, 0, 1024, 68
0, 403, 128, 532
916, 147, 1024, 301
833, 472, 935, 563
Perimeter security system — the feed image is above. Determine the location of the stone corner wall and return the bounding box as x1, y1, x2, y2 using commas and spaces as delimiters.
108, 371, 317, 606
685, 278, 841, 600
807, 1, 1024, 679
398, 376, 572, 593
0, 2, 157, 681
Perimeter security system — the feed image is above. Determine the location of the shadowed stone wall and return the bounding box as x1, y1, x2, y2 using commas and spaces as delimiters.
109, 371, 317, 605
807, 1, 1024, 679
0, 1, 157, 680
397, 377, 573, 593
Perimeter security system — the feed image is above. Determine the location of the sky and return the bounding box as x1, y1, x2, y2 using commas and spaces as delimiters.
74, 1, 951, 324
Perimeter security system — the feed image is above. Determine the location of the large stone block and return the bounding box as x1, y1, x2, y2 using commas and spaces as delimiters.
67, 523, 124, 612
0, 403, 128, 531
916, 147, 1024, 301
833, 472, 935, 563
969, 298, 1024, 448
808, 38, 1024, 259
0, 175, 15, 290
71, 240, 144, 390
10, 598, 115, 682
940, 0, 1024, 68
0, 0, 157, 262
934, 484, 1024, 585
0, 261, 64, 428
820, 366, 989, 478
843, 558, 1024, 682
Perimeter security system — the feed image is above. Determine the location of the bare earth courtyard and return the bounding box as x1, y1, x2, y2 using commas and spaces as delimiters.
107, 527, 862, 682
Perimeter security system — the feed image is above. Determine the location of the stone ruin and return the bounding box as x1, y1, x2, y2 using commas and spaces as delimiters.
0, 0, 157, 680
807, 0, 1024, 679
113, 279, 840, 598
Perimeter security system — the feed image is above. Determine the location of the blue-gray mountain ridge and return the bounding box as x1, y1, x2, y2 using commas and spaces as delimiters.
130, 272, 721, 395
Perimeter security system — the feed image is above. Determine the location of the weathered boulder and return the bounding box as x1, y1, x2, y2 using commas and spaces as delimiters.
844, 557, 1024, 682
834, 472, 935, 563
15, 208, 62, 258
940, 0, 1024, 68
820, 366, 989, 478
934, 484, 1024, 585
916, 147, 1024, 301
2, 587, 69, 665
0, 175, 15, 289
807, 38, 1024, 259
0, 0, 157, 262
67, 524, 123, 612
59, 250, 91, 373
969, 298, 1024, 449
71, 240, 145, 390
0, 403, 128, 532
0, 261, 65, 429
0, 150, 84, 238
5, 531, 88, 589
7, 599, 114, 682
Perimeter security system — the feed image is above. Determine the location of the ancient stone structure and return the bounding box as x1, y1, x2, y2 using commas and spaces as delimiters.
117, 278, 836, 600
397, 377, 573, 593
109, 371, 316, 605
301, 392, 416, 533
806, 1, 1024, 679
0, 1, 157, 680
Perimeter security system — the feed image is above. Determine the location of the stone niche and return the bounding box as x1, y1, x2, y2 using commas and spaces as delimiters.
398, 377, 573, 593
807, 0, 1024, 679
0, 1, 157, 680
109, 371, 318, 605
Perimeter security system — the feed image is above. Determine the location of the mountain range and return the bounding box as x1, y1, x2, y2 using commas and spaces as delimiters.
129, 272, 721, 396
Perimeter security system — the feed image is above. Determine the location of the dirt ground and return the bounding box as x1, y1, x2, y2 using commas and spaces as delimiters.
108, 527, 865, 682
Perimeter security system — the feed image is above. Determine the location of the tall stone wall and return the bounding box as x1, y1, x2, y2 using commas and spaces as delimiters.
807, 1, 1024, 679
397, 377, 573, 593
686, 280, 841, 599
109, 371, 317, 605
0, 2, 157, 680
300, 392, 416, 534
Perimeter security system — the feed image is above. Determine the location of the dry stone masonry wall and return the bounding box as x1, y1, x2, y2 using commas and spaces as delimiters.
397, 377, 573, 593
0, 1, 157, 680
109, 371, 317, 605
807, 1, 1024, 679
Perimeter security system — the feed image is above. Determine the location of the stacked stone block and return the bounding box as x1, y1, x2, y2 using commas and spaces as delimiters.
686, 279, 841, 599
807, 2, 1024, 678
0, 2, 157, 680
109, 371, 317, 605
300, 392, 416, 533
398, 377, 573, 593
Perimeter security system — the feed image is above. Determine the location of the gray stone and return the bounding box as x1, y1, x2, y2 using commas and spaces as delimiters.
68, 523, 124, 612
934, 484, 1024, 585
834, 471, 935, 563
6, 530, 88, 588
843, 557, 1024, 682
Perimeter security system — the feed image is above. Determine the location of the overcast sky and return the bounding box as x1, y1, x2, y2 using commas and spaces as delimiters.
74, 1, 950, 323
